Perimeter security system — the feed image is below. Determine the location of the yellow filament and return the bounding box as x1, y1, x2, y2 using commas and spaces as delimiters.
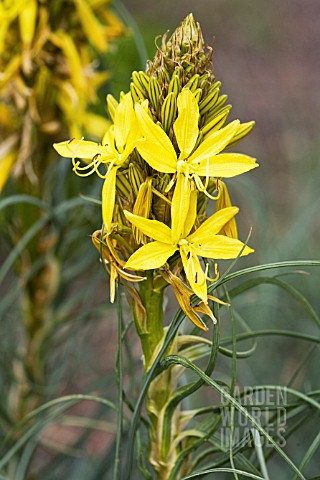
194, 174, 220, 200
72, 156, 109, 178
205, 262, 220, 282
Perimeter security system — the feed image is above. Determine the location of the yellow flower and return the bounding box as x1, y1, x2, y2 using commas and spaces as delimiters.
124, 204, 253, 303
135, 88, 258, 194
0, 0, 125, 190
53, 93, 138, 232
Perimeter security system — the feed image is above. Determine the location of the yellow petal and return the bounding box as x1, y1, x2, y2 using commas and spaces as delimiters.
102, 126, 118, 155
53, 139, 110, 160
125, 241, 177, 270
183, 182, 198, 238
135, 103, 177, 173
193, 235, 254, 259
171, 173, 191, 244
187, 207, 239, 243
75, 0, 108, 52
215, 181, 238, 239
0, 55, 21, 86
122, 120, 139, 160
124, 210, 172, 244
117, 268, 146, 283
194, 153, 258, 178
19, 0, 37, 46
109, 265, 118, 304
194, 302, 217, 324
174, 88, 199, 159
114, 92, 135, 151
189, 120, 240, 165
180, 247, 207, 303
102, 167, 118, 232
50, 31, 85, 93
106, 94, 118, 122
0, 150, 16, 191
208, 294, 230, 307
167, 272, 208, 331
132, 178, 153, 244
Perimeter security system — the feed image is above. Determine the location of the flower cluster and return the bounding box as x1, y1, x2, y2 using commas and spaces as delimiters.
0, 0, 124, 190
54, 14, 258, 330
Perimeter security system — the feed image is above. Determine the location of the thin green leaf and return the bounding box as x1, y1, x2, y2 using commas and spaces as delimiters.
161, 306, 221, 460
161, 356, 308, 480
168, 416, 222, 480
182, 467, 265, 479
125, 309, 185, 475
225, 276, 320, 328
220, 330, 320, 346
291, 430, 320, 480
251, 428, 271, 480
113, 289, 124, 480
15, 440, 38, 480
1, 394, 117, 451
229, 406, 239, 480
213, 261, 320, 291
0, 194, 51, 213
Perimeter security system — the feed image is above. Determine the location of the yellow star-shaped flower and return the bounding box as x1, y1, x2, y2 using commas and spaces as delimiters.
53, 93, 138, 232
124, 203, 253, 303
135, 88, 258, 192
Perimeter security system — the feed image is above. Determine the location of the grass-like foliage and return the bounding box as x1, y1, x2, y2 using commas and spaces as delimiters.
1, 258, 319, 479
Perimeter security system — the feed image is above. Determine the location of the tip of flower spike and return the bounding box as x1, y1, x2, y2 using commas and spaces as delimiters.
169, 13, 205, 55
147, 13, 213, 79
178, 13, 199, 44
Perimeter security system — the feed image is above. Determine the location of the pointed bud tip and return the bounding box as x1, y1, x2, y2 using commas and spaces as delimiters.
173, 13, 203, 50
181, 13, 197, 30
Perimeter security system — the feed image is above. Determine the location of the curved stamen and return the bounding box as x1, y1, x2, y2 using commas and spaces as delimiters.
72, 153, 101, 171
72, 155, 110, 178
194, 174, 221, 200
72, 162, 99, 177
205, 262, 220, 282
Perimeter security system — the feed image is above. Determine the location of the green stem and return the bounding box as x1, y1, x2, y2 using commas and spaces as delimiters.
132, 272, 179, 478
137, 271, 164, 369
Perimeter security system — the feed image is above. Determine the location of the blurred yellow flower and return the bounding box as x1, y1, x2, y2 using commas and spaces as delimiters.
0, 0, 125, 190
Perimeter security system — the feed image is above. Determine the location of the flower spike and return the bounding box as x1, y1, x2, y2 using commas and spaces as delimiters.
53, 13, 258, 329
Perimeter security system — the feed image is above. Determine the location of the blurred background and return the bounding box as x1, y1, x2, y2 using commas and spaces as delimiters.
0, 0, 319, 478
